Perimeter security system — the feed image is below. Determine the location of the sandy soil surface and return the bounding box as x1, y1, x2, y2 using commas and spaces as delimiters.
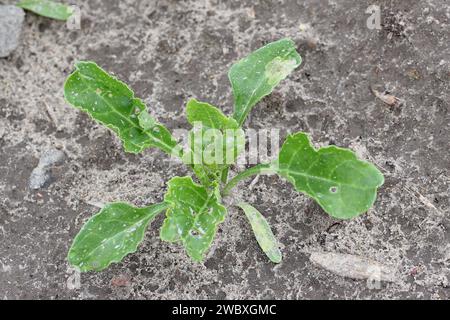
0, 0, 449, 299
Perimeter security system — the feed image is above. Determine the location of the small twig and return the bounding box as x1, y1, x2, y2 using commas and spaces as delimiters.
44, 102, 59, 128
404, 186, 445, 217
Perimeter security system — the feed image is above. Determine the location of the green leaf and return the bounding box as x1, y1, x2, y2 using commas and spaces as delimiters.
186, 98, 238, 130
160, 177, 227, 261
68, 202, 168, 272
274, 133, 384, 219
64, 61, 179, 155
17, 0, 73, 21
184, 99, 245, 183
238, 202, 282, 263
229, 38, 302, 126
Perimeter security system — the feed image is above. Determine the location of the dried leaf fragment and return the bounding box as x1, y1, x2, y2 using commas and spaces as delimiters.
310, 252, 397, 282
370, 86, 402, 107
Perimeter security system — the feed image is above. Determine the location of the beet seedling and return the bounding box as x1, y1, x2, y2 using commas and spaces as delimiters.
64, 39, 384, 271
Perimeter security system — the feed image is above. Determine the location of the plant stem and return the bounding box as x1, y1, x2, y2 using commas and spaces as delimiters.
222, 163, 274, 196
221, 167, 229, 184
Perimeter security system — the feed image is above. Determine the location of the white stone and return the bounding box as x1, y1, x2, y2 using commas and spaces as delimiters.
0, 5, 25, 58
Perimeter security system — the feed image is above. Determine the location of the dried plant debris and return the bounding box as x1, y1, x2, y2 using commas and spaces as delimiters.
370, 86, 403, 107
310, 252, 397, 282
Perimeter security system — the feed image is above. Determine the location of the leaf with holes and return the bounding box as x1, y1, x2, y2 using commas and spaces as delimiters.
229, 38, 302, 126
64, 61, 179, 155
274, 132, 384, 219
63, 38, 385, 270
185, 99, 245, 183
17, 0, 74, 20
68, 202, 168, 272
160, 176, 227, 261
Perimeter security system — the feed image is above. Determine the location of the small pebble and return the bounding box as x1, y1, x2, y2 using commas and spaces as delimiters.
29, 148, 66, 190
0, 5, 25, 58
38, 149, 66, 168
29, 167, 51, 190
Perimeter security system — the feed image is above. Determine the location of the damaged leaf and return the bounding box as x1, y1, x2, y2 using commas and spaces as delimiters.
229, 38, 302, 126
185, 99, 245, 183
186, 98, 239, 130
68, 202, 168, 272
160, 177, 227, 261
64, 61, 179, 155
275, 133, 384, 219
63, 39, 385, 269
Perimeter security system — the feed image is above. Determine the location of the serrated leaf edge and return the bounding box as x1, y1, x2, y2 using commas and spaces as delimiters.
161, 176, 227, 262
274, 132, 384, 219
68, 202, 168, 272
230, 38, 302, 126
64, 61, 177, 155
